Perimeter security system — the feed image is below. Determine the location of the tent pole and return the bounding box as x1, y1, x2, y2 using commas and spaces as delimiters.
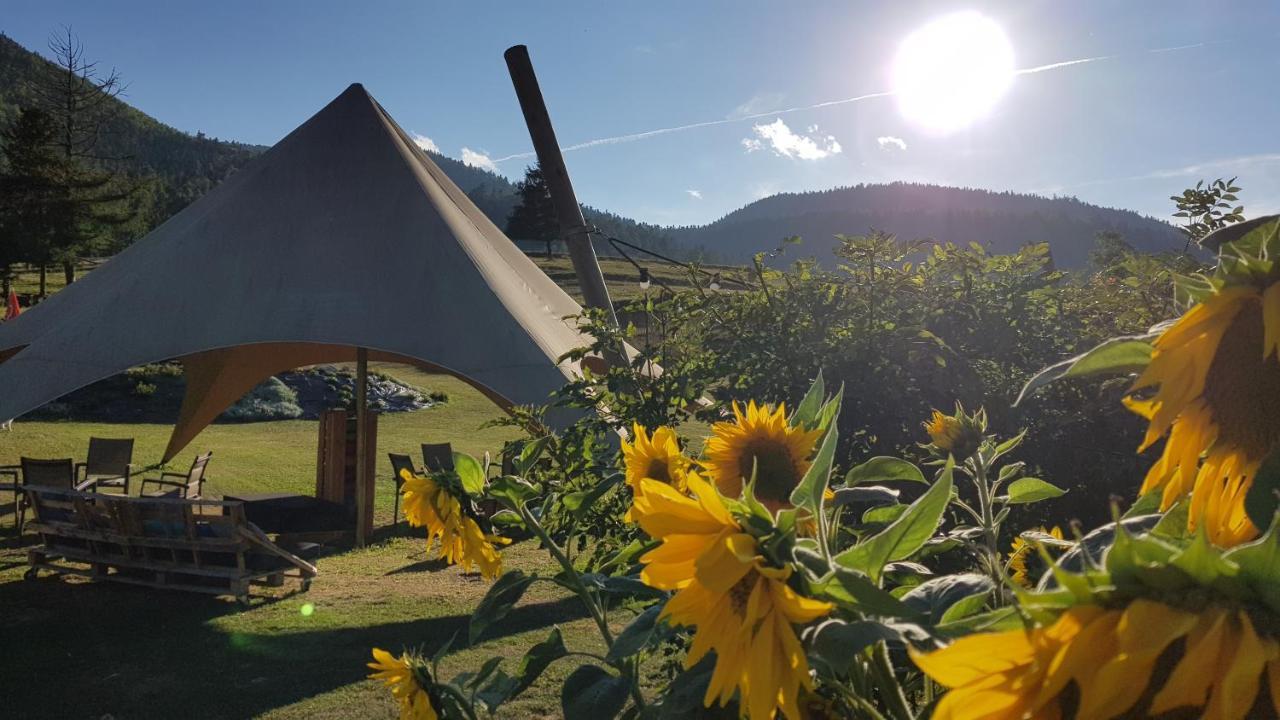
504, 45, 620, 334
355, 347, 369, 548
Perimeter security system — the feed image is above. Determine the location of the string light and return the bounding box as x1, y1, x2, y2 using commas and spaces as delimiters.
709, 273, 722, 291
639, 267, 651, 290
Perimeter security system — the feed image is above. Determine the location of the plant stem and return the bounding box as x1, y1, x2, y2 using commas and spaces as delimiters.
516, 503, 648, 710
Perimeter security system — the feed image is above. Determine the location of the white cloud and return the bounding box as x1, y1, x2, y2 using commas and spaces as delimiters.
877, 135, 908, 151
686, 189, 703, 199
727, 92, 785, 120
743, 119, 842, 160
412, 133, 440, 154
460, 147, 498, 173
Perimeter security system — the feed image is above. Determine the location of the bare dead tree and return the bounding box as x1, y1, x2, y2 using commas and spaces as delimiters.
26, 26, 129, 163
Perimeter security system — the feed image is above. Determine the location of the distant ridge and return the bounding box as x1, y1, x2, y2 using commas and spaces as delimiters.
669, 183, 1185, 268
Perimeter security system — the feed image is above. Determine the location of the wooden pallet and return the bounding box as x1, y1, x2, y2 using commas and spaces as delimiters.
22, 487, 317, 604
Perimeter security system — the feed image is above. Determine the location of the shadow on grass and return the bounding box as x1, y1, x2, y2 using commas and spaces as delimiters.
384, 556, 452, 575
0, 565, 585, 719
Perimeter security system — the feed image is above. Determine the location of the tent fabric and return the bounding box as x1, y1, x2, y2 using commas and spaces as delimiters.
0, 83, 594, 460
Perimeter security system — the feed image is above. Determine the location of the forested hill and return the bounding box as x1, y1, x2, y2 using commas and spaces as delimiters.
0, 33, 260, 223
669, 183, 1185, 268
0, 33, 685, 257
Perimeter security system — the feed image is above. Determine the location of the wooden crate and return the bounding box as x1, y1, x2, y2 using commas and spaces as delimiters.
315, 409, 377, 538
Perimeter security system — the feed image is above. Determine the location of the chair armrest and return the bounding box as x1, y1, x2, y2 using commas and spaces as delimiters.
74, 478, 101, 492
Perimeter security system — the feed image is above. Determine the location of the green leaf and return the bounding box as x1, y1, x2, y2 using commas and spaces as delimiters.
470, 570, 537, 643
939, 591, 990, 624
1224, 522, 1280, 614
901, 573, 995, 625
513, 627, 568, 695
606, 603, 667, 663
516, 436, 551, 475
1003, 477, 1066, 505
1170, 530, 1238, 587
563, 473, 624, 518
475, 670, 521, 711
657, 655, 717, 719
806, 619, 901, 675
791, 371, 825, 429
1245, 449, 1280, 531
814, 566, 915, 617
835, 463, 954, 583
1016, 336, 1154, 405
488, 476, 541, 509
861, 504, 908, 525
561, 665, 629, 720
844, 456, 926, 486
1122, 490, 1163, 519
453, 452, 487, 496
790, 413, 839, 513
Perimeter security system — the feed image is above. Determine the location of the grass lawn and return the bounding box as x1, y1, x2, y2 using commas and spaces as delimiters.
0, 368, 638, 719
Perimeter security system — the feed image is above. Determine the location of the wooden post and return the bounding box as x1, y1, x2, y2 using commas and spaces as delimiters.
354, 347, 368, 548
504, 45, 619, 329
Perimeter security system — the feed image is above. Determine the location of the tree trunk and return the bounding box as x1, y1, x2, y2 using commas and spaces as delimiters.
39, 265, 47, 298
63, 261, 75, 285
1, 267, 9, 297
545, 239, 553, 260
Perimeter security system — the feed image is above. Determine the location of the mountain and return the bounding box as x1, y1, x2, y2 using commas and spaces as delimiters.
670, 183, 1185, 268
1, 33, 1183, 269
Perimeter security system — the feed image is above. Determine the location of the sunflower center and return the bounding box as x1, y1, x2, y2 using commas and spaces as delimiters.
738, 440, 799, 503
645, 459, 672, 484
1202, 301, 1280, 460
728, 572, 756, 617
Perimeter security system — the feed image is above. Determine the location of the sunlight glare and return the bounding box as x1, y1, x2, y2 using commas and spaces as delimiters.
892, 11, 1015, 134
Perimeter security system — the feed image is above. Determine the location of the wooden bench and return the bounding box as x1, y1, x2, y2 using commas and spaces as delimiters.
22, 486, 318, 605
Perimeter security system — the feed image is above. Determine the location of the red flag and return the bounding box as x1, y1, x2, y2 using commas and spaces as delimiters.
4, 290, 19, 321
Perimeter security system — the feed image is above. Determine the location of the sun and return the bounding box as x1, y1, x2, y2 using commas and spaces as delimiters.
891, 11, 1015, 134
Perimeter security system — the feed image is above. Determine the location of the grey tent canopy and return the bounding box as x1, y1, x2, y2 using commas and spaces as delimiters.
0, 83, 596, 461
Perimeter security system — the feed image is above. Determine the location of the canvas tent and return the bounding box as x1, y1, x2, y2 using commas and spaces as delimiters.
0, 83, 597, 461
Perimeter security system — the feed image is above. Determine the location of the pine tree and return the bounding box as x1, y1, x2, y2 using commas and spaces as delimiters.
505, 164, 559, 259
0, 107, 67, 296
24, 28, 142, 290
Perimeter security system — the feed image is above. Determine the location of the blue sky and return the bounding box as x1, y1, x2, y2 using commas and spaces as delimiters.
3, 1, 1279, 227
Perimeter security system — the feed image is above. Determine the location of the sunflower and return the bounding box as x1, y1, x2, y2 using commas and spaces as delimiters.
1007, 526, 1063, 587
623, 423, 691, 508
1125, 282, 1280, 546
400, 470, 509, 580
911, 598, 1280, 720
923, 405, 986, 461
368, 648, 440, 720
701, 401, 823, 513
631, 472, 832, 719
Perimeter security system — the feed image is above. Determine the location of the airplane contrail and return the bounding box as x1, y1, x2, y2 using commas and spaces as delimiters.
489, 43, 1206, 165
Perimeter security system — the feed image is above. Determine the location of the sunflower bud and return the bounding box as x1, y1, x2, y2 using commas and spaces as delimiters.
923, 404, 986, 461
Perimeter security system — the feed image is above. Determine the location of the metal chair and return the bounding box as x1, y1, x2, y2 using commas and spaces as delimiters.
140, 451, 212, 499
77, 437, 135, 495
16, 457, 77, 535
421, 443, 454, 473
387, 453, 418, 527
